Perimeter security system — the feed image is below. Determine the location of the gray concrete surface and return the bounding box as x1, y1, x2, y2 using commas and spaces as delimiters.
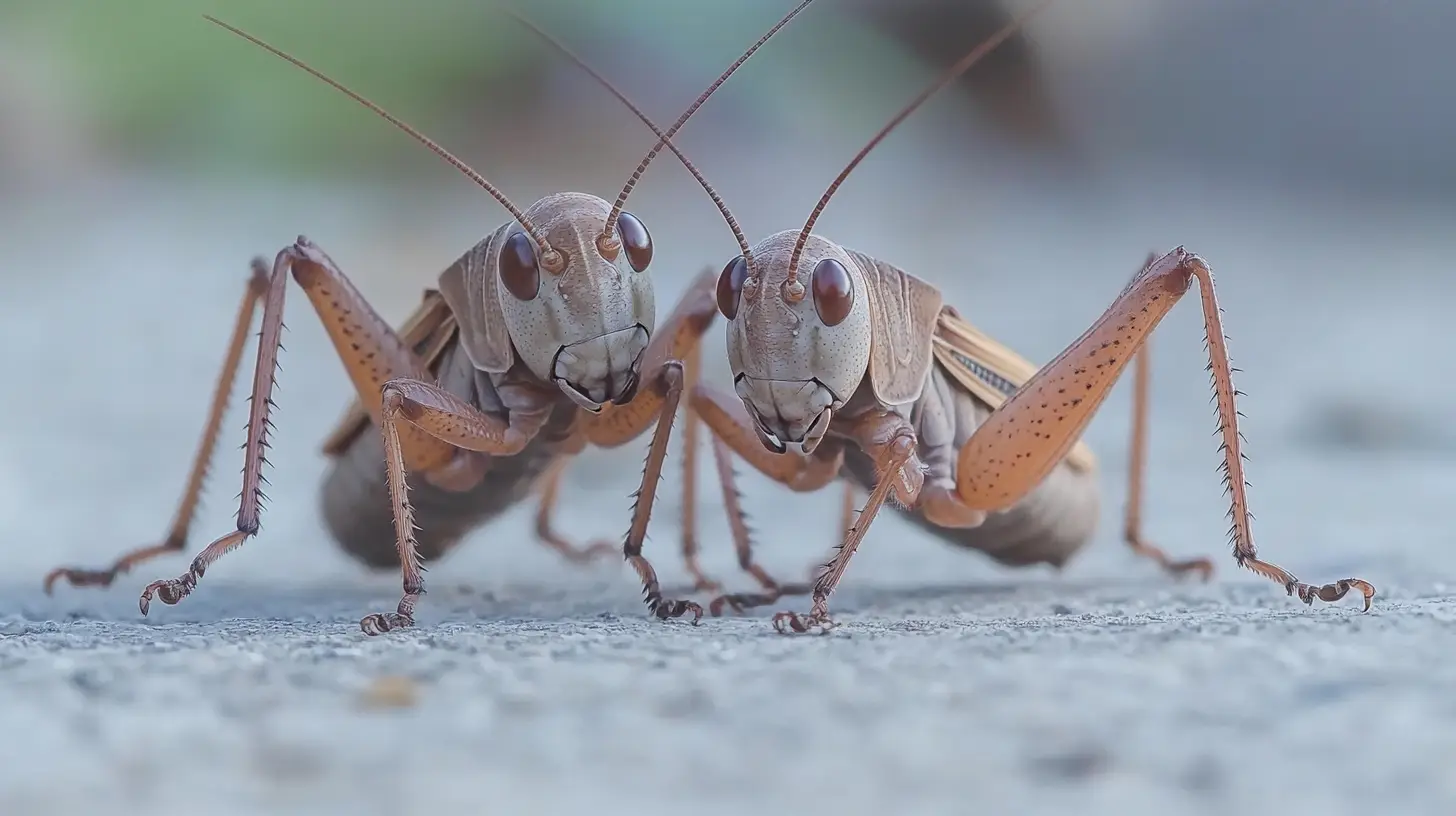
2, 146, 1455, 815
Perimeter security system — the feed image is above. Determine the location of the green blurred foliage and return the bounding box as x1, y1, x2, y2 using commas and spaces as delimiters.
1, 0, 1001, 177
4, 0, 553, 172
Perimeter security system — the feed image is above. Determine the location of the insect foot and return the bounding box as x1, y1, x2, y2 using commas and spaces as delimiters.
138, 557, 207, 616
645, 590, 705, 625
1293, 577, 1376, 612
360, 612, 414, 636
359, 577, 424, 635
771, 606, 838, 636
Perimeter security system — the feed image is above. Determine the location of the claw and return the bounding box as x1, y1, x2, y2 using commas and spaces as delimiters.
138, 573, 196, 616
651, 598, 704, 625
360, 612, 414, 636
1294, 578, 1375, 612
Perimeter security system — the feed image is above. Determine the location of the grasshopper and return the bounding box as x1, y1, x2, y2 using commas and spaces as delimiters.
42, 3, 815, 634
688, 0, 1377, 633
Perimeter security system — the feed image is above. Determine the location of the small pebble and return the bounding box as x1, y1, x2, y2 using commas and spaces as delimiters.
358, 675, 419, 710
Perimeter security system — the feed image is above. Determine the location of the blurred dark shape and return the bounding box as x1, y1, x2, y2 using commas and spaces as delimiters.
847, 0, 1067, 150
1294, 396, 1456, 457
1088, 0, 1456, 199
0, 42, 94, 193
1025, 741, 1112, 781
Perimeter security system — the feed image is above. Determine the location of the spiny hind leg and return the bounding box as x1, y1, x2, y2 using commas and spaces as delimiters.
136, 237, 470, 616
45, 260, 269, 594
953, 247, 1373, 611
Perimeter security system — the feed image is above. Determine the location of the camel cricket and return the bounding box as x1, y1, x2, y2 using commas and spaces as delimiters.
42, 2, 818, 633
686, 0, 1376, 633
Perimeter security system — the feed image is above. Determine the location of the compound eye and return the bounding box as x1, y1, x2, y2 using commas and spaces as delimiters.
616, 211, 653, 272
811, 258, 854, 326
715, 255, 749, 320
499, 231, 541, 301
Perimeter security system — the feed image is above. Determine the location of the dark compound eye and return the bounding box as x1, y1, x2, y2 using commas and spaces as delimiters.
499, 230, 541, 301
811, 258, 854, 327
616, 211, 653, 272
716, 255, 749, 320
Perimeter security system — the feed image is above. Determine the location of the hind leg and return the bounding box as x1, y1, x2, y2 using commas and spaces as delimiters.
132, 237, 474, 615
954, 248, 1373, 611
45, 261, 271, 594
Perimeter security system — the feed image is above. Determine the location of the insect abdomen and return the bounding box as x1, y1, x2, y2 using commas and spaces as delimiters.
318, 339, 559, 569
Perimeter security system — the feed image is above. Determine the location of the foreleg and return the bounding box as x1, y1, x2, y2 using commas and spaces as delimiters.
359, 377, 553, 634
771, 411, 923, 634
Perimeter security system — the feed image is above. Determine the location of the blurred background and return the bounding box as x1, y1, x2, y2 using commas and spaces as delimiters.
2, 1, 1455, 812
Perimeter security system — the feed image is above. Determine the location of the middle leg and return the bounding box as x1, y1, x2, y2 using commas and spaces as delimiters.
704, 434, 815, 616
1119, 253, 1214, 580
531, 453, 619, 564
690, 381, 920, 632
1122, 341, 1214, 580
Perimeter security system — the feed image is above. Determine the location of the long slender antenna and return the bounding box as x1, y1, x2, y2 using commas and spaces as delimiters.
202, 15, 560, 267
605, 0, 818, 242
505, 11, 753, 260
783, 0, 1058, 294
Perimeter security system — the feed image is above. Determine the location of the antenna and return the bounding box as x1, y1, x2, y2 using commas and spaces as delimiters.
605, 0, 818, 245
506, 11, 752, 259
202, 15, 560, 267
783, 0, 1058, 296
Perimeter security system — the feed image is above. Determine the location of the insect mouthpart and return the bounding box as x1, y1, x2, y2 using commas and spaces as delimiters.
550, 324, 650, 412
733, 374, 838, 456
